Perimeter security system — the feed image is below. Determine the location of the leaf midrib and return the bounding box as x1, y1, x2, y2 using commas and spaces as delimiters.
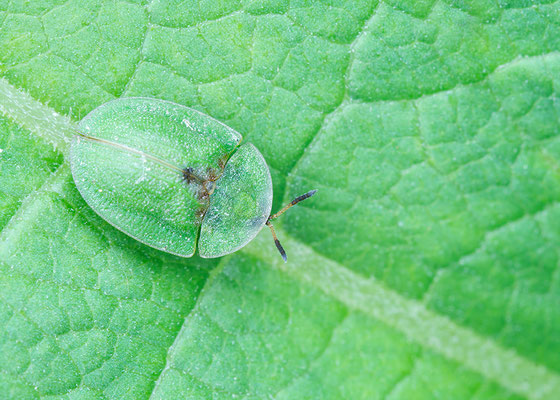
1, 77, 559, 400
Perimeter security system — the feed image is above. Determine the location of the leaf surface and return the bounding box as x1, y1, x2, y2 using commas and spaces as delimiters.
1, 1, 560, 399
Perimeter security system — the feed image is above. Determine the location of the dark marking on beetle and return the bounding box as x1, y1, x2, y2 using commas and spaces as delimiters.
218, 153, 230, 170
182, 167, 197, 183
195, 205, 208, 221
199, 188, 210, 201
203, 180, 216, 196
206, 167, 218, 182
183, 167, 217, 201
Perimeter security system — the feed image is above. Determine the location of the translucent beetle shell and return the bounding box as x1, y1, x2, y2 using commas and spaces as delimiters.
70, 98, 315, 260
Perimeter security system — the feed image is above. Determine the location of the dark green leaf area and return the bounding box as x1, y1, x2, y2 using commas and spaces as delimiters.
285, 54, 560, 372
151, 254, 523, 400
0, 174, 217, 398
0, 116, 63, 230
349, 1, 560, 101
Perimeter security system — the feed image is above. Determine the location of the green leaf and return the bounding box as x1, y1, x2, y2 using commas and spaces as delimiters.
1, 1, 560, 399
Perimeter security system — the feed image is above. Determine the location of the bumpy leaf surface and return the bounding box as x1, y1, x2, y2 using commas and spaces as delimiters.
0, 1, 559, 399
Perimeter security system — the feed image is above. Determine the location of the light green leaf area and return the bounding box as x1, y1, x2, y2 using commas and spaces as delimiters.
0, 0, 559, 399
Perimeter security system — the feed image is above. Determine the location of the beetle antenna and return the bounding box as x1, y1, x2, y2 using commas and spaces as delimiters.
266, 220, 287, 263
268, 189, 318, 221
266, 189, 317, 262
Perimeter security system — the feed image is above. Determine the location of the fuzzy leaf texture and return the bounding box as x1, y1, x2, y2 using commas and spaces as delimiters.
1, 1, 560, 399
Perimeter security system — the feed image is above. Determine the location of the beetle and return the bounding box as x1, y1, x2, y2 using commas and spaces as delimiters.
70, 97, 316, 262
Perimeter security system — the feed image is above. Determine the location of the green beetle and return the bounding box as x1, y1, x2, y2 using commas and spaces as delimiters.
70, 97, 316, 261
